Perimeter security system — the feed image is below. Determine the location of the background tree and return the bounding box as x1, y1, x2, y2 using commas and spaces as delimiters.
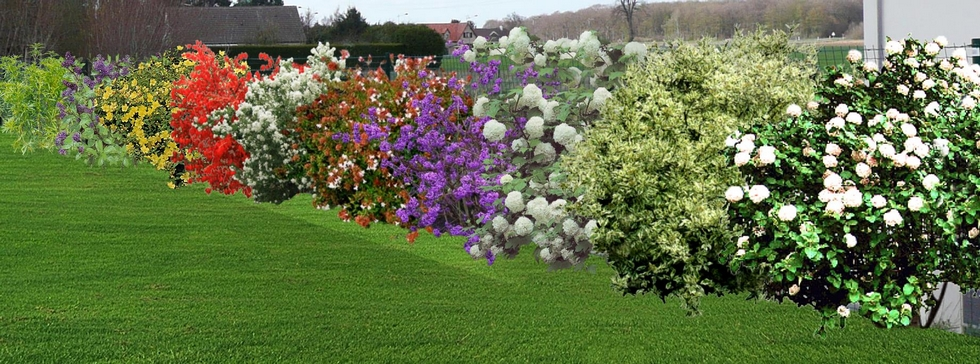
615, 0, 639, 42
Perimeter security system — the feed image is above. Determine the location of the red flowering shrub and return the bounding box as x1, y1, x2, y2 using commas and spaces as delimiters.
169, 42, 256, 196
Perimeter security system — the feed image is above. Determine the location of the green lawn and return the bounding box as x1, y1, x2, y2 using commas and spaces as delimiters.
2, 132, 979, 363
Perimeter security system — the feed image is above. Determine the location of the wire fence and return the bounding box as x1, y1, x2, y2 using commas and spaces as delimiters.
816, 44, 979, 70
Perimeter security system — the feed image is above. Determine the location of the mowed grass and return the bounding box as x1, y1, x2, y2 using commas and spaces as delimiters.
1, 133, 979, 363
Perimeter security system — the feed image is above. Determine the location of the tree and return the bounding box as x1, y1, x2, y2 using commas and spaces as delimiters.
234, 0, 283, 6
328, 7, 370, 44
614, 0, 638, 41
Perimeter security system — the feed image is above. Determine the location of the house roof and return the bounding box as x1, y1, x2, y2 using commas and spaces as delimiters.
474, 27, 511, 40
172, 6, 306, 46
422, 23, 470, 42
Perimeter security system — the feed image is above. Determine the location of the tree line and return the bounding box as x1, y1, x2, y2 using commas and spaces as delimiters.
484, 0, 863, 42
0, 0, 284, 59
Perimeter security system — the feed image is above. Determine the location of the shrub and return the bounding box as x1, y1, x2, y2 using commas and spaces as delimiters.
562, 32, 816, 313
169, 42, 254, 196
96, 49, 193, 170
727, 36, 980, 332
56, 53, 131, 166
223, 43, 347, 203
0, 46, 67, 153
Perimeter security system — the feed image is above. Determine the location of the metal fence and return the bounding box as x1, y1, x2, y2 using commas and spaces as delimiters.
817, 44, 979, 71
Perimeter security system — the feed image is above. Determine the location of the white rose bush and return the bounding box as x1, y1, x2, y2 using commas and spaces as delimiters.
727, 36, 980, 333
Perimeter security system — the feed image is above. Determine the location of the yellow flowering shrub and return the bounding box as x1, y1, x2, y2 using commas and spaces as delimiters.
96, 48, 194, 170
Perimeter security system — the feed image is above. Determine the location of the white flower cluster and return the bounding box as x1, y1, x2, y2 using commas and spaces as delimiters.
518, 84, 544, 109
482, 119, 506, 142
588, 87, 612, 113
623, 41, 648, 62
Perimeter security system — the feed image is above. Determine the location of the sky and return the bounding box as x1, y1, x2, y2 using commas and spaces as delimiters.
282, 0, 615, 26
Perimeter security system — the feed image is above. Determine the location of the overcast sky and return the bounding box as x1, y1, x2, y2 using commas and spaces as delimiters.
283, 0, 616, 26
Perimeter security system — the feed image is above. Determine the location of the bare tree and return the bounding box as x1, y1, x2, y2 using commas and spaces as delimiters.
614, 0, 639, 42
87, 0, 187, 57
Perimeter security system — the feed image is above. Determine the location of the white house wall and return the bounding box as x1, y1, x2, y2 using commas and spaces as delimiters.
864, 0, 980, 61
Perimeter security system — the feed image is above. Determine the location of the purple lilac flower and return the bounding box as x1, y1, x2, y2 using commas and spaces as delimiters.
55, 131, 67, 146
72, 132, 81, 142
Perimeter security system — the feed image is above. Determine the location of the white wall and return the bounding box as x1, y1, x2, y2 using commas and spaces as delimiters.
865, 0, 980, 60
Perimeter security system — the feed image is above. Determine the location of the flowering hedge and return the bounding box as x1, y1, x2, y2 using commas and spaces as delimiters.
222, 43, 347, 203
169, 42, 254, 196
563, 32, 816, 313
97, 51, 193, 170
727, 36, 980, 332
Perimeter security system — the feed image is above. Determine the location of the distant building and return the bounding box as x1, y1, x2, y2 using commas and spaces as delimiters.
422, 20, 476, 51
474, 26, 512, 42
864, 0, 980, 62
171, 6, 306, 47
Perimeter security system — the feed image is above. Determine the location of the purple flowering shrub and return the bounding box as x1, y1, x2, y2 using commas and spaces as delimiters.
56, 53, 132, 166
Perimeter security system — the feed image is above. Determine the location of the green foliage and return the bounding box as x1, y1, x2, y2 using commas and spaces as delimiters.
389, 24, 446, 57
0, 46, 67, 153
728, 36, 980, 333
563, 31, 816, 313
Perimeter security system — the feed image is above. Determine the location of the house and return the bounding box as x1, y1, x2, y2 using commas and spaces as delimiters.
474, 26, 512, 42
422, 20, 476, 51
171, 6, 306, 47
864, 0, 980, 63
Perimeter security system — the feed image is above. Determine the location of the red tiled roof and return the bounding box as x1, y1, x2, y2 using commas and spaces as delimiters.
423, 23, 469, 42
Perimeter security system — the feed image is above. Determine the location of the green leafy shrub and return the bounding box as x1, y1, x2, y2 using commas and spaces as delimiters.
0, 46, 67, 153
563, 32, 816, 313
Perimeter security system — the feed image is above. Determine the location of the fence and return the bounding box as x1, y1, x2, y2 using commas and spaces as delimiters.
816, 44, 979, 71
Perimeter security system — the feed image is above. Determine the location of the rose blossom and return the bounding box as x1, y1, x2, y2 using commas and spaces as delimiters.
778, 205, 798, 221
843, 188, 863, 208
826, 200, 845, 215
908, 196, 925, 212
856, 162, 872, 178
922, 174, 940, 190
807, 101, 820, 110
786, 104, 802, 117
844, 233, 857, 248
835, 103, 849, 117
906, 155, 922, 170
818, 189, 835, 203
879, 144, 897, 159
846, 49, 863, 63
734, 152, 751, 167
871, 195, 887, 208
823, 155, 838, 168
758, 146, 777, 165
725, 186, 744, 203
748, 185, 770, 204
736, 140, 755, 153
884, 209, 904, 227
845, 112, 863, 125
736, 249, 746, 257
970, 227, 979, 239
825, 143, 842, 157
901, 123, 917, 137
838, 306, 851, 318
824, 172, 843, 191
826, 117, 845, 133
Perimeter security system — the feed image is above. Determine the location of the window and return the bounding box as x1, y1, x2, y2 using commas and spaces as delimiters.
464, 31, 474, 38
